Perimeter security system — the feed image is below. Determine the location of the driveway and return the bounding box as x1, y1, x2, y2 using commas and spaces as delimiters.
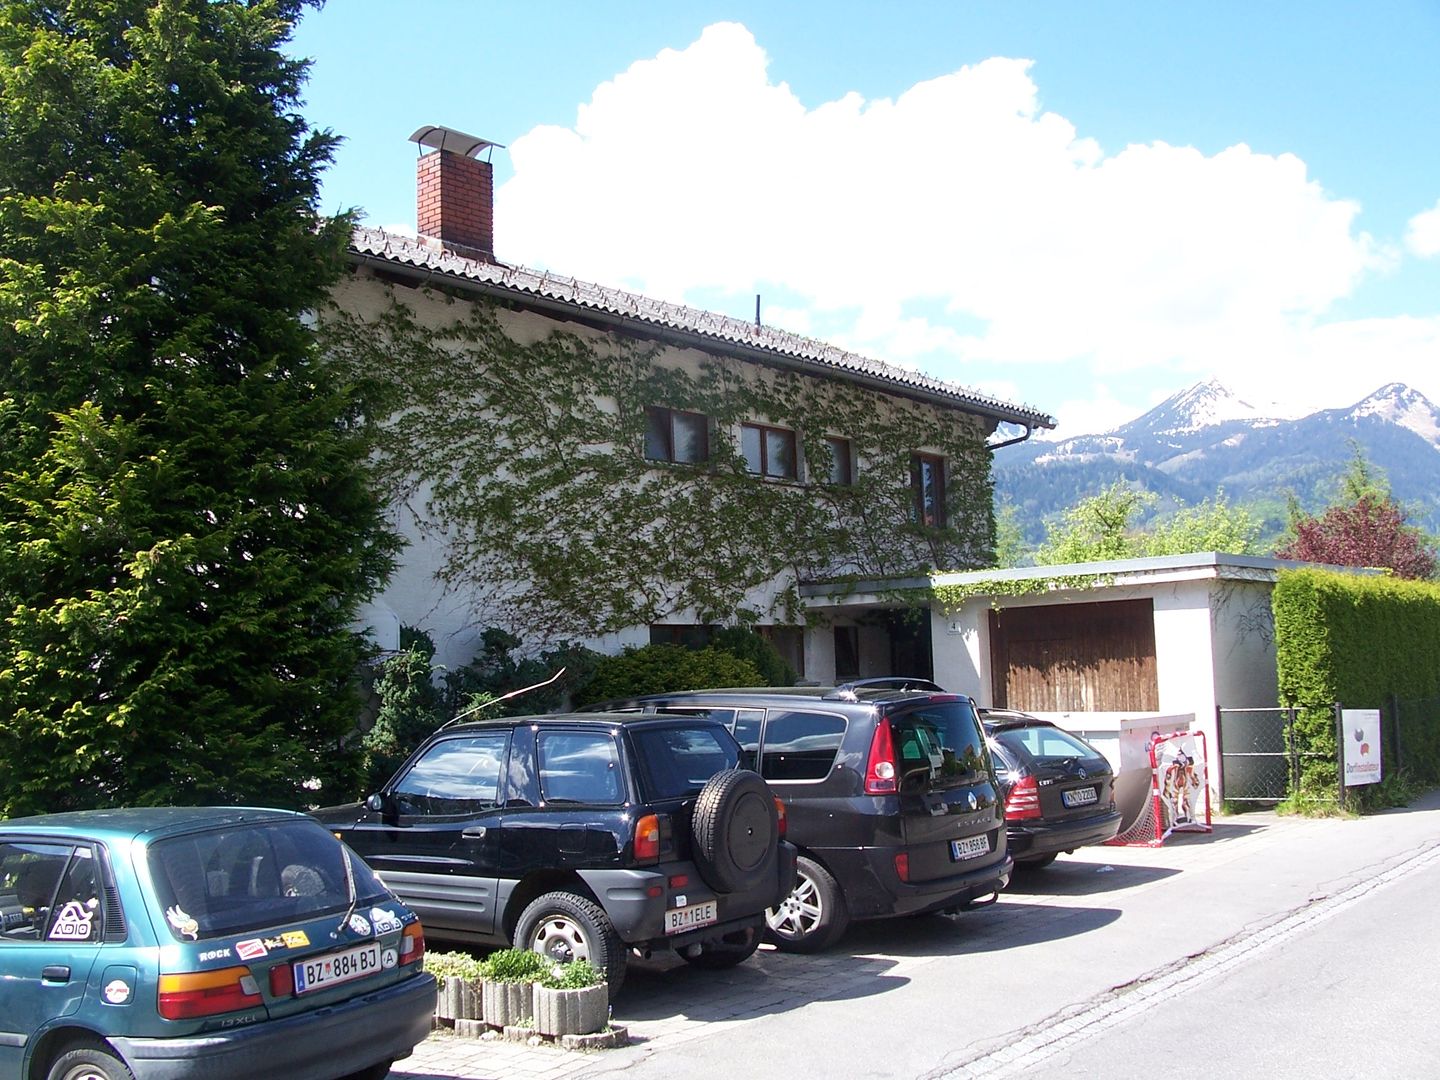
394, 791, 1440, 1079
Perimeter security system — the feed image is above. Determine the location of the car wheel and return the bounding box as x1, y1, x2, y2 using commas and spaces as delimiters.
764, 855, 849, 953
691, 769, 778, 894
1016, 852, 1059, 870
680, 923, 763, 970
47, 1044, 135, 1080
515, 890, 627, 992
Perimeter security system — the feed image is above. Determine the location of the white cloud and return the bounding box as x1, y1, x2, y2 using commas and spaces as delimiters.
1406, 199, 1440, 258
496, 22, 1415, 415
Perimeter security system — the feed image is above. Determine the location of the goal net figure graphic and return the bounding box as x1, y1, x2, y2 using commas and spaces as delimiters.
1108, 730, 1212, 847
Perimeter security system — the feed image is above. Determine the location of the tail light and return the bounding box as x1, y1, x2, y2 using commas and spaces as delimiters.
894, 852, 910, 882
1004, 775, 1042, 821
400, 920, 426, 966
774, 797, 787, 838
634, 813, 662, 862
158, 966, 263, 1019
864, 719, 899, 795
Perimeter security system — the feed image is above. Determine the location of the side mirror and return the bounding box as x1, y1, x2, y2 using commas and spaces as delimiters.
364, 792, 386, 812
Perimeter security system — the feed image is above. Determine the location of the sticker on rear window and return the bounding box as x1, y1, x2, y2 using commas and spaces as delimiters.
368, 907, 401, 934
166, 905, 199, 941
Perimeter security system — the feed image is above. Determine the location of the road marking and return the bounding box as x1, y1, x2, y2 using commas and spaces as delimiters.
933, 840, 1440, 1079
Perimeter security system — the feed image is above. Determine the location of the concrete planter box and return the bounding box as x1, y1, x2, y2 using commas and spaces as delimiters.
531, 982, 608, 1037
434, 975, 483, 1022
482, 979, 533, 1029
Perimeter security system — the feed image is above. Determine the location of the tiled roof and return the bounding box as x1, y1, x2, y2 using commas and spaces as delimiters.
347, 226, 1055, 430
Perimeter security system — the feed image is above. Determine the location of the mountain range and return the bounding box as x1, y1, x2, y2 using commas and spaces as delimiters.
993, 380, 1440, 545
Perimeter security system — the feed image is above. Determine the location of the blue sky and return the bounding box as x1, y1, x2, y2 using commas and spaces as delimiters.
291, 1, 1440, 437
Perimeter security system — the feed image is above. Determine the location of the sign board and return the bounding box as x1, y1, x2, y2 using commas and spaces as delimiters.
1341, 708, 1383, 787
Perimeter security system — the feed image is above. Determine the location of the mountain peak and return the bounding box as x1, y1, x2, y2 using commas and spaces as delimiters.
1348, 383, 1440, 450
1115, 378, 1278, 438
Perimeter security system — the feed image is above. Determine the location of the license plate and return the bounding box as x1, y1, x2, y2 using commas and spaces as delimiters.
1063, 786, 1098, 808
951, 835, 990, 861
665, 900, 718, 935
293, 942, 382, 995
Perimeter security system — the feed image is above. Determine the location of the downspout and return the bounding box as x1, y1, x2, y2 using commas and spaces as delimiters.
986, 423, 1037, 451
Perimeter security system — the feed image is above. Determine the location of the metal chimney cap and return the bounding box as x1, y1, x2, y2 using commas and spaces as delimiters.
408, 125, 505, 158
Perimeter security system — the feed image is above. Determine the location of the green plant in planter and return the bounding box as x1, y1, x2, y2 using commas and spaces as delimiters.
479, 947, 550, 983
423, 950, 487, 981
533, 958, 609, 1038
538, 959, 603, 990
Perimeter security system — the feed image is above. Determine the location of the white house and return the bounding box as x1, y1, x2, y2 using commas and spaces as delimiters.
327, 126, 1053, 674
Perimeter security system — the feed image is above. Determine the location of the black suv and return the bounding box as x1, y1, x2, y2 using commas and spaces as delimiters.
593, 680, 1012, 951
314, 714, 796, 992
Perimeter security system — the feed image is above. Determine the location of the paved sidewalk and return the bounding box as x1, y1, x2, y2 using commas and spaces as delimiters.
388, 793, 1440, 1080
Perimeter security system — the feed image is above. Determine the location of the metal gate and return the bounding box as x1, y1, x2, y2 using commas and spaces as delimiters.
1216, 706, 1329, 804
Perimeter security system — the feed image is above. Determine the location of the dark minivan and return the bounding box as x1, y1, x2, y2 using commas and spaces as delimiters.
594, 680, 1012, 952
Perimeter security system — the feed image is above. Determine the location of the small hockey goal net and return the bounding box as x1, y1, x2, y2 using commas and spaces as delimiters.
1107, 729, 1212, 847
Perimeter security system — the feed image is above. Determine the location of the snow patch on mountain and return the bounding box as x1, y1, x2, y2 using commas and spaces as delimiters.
1348, 383, 1440, 451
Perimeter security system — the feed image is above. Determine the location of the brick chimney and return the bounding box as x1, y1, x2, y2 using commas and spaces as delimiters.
408, 125, 504, 262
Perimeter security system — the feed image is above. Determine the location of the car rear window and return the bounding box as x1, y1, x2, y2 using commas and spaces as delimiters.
148, 819, 390, 942
630, 724, 739, 799
891, 700, 991, 789
992, 724, 1107, 767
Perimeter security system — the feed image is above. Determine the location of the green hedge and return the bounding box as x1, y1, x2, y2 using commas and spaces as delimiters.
1273, 568, 1440, 807
575, 644, 763, 706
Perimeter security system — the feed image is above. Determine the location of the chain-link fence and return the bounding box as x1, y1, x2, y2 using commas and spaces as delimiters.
1217, 706, 1323, 804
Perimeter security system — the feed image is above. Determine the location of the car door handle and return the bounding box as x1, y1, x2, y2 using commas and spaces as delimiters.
41, 965, 71, 983
461, 826, 486, 839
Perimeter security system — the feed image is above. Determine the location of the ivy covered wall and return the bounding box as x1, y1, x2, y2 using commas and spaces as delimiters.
322, 272, 999, 650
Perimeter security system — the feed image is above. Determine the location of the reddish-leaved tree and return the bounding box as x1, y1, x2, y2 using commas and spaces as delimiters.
1276, 495, 1437, 579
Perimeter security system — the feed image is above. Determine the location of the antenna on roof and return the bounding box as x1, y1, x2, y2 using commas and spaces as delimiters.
755, 294, 761, 328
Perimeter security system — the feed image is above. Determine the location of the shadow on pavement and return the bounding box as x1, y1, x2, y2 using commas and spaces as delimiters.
1005, 860, 1179, 897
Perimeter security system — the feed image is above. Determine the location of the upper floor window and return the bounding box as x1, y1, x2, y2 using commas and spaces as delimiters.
825, 437, 854, 486
741, 423, 797, 480
645, 406, 709, 464
911, 453, 946, 527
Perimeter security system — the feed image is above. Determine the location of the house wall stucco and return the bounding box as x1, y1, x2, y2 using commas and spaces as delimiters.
332, 271, 996, 674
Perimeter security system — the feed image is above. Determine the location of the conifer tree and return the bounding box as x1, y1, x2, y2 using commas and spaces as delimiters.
0, 0, 397, 814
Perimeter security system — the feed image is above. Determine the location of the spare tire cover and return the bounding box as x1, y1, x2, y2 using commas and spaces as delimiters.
692, 769, 778, 893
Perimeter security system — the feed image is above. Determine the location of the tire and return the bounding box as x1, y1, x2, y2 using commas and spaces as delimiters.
515, 890, 627, 992
47, 1044, 135, 1080
680, 923, 762, 970
1016, 852, 1059, 870
764, 855, 849, 953
692, 769, 778, 894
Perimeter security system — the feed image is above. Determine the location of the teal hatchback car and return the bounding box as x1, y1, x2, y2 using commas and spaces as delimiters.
0, 807, 435, 1080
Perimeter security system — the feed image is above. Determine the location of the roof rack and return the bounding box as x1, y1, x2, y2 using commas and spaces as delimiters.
826, 677, 947, 701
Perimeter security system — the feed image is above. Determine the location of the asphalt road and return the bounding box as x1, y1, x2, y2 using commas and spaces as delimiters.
396, 789, 1440, 1080
574, 792, 1440, 1080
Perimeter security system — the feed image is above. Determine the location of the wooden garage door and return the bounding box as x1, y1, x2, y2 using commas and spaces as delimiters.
989, 600, 1158, 712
